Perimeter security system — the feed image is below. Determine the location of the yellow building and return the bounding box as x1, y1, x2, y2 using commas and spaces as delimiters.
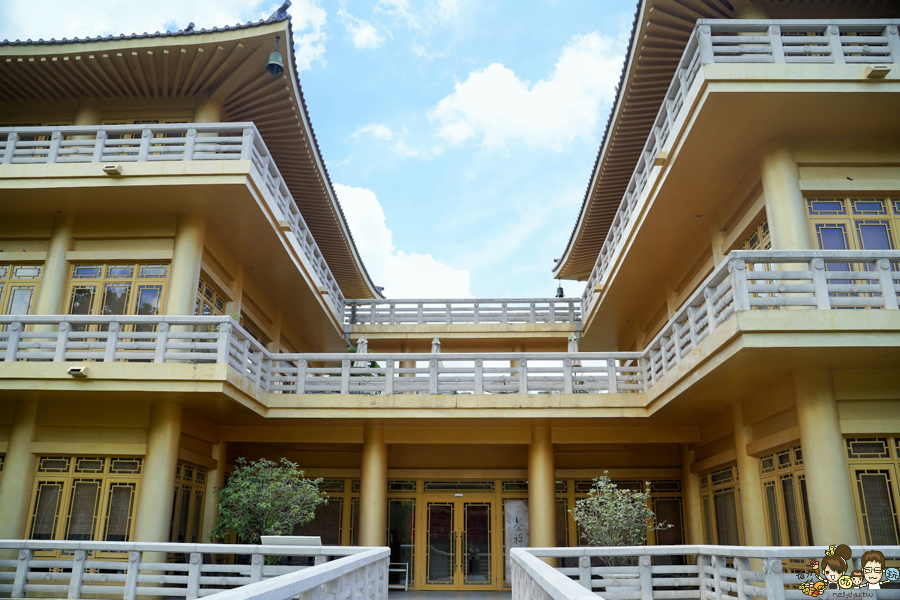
1, 0, 899, 593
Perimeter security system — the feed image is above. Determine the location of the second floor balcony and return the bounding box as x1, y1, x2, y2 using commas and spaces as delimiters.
2, 249, 897, 419
0, 122, 348, 344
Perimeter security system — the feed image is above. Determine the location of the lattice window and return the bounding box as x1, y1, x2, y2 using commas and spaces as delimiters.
319, 479, 345, 493
66, 263, 168, 323
847, 437, 891, 460
855, 469, 900, 546
761, 445, 812, 547
196, 278, 227, 317
424, 481, 494, 493
388, 480, 416, 492
169, 461, 208, 543
0, 263, 42, 316
700, 464, 743, 545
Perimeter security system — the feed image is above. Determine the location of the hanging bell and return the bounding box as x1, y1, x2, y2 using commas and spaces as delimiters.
556, 284, 565, 298
265, 36, 285, 77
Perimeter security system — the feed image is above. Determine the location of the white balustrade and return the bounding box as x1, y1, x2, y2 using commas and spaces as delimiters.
0, 122, 346, 318
1, 250, 897, 396
580, 19, 900, 315
344, 298, 581, 325
0, 540, 385, 600
512, 545, 900, 600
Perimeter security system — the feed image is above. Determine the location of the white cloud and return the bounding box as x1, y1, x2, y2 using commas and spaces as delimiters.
428, 31, 623, 151
375, 0, 459, 31
392, 140, 443, 160
337, 8, 385, 50
352, 123, 395, 141
334, 184, 471, 298
0, 0, 328, 71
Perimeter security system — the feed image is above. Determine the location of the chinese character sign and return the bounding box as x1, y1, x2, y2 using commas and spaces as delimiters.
505, 500, 529, 581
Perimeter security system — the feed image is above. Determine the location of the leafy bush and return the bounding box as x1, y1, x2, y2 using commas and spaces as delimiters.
211, 457, 326, 544
571, 472, 671, 566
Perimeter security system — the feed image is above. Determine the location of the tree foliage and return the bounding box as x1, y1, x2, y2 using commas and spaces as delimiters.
211, 457, 327, 544
571, 472, 671, 566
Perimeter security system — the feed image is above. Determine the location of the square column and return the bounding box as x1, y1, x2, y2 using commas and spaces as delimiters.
794, 369, 860, 544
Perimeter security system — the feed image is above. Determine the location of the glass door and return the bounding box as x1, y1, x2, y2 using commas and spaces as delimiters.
423, 499, 494, 590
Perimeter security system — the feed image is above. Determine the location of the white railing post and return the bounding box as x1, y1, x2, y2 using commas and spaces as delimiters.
730, 258, 751, 311
697, 554, 711, 600
55, 321, 69, 361
3, 131, 19, 163
888, 25, 900, 63
47, 130, 62, 163
687, 306, 699, 348
712, 555, 723, 600
606, 359, 619, 393
389, 303, 396, 325
735, 556, 749, 600
698, 25, 715, 63
5, 322, 22, 361
240, 128, 254, 160
184, 128, 197, 160
429, 359, 438, 394
123, 551, 141, 600
215, 322, 230, 363
704, 288, 718, 333
502, 302, 508, 323
877, 258, 899, 309
384, 360, 394, 394
250, 553, 264, 583
639, 554, 653, 600
341, 359, 350, 394
763, 558, 786, 600
187, 552, 202, 600
519, 359, 528, 394
137, 129, 152, 161
296, 359, 307, 394
529, 302, 536, 322
91, 130, 107, 162
810, 258, 832, 310
826, 24, 845, 64
104, 322, 120, 362
474, 301, 480, 324
12, 548, 32, 598
564, 358, 573, 394
769, 26, 785, 62
475, 359, 483, 394
68, 549, 87, 599
578, 556, 592, 590
417, 302, 424, 324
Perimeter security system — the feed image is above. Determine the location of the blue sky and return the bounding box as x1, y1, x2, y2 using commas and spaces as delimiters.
0, 0, 634, 299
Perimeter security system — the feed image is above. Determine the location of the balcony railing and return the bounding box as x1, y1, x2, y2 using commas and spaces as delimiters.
0, 539, 387, 600
1, 250, 897, 396
645, 250, 900, 386
0, 122, 346, 318
344, 298, 581, 325
580, 19, 900, 314
511, 545, 900, 600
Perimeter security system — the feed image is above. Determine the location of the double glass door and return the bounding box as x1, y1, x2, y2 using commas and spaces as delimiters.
424, 499, 493, 590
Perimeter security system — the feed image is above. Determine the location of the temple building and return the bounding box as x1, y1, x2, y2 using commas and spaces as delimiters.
0, 0, 899, 593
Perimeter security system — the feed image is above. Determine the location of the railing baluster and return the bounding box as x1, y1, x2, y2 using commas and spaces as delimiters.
763, 558, 786, 600
826, 24, 845, 63
47, 131, 62, 163
502, 302, 508, 323
341, 359, 350, 394
877, 258, 898, 309
474, 302, 480, 324
137, 129, 152, 161
68, 550, 87, 599
564, 358, 573, 394
810, 258, 831, 310
735, 556, 749, 600
428, 359, 438, 394
578, 556, 592, 590
606, 359, 619, 393
296, 359, 307, 394
12, 548, 32, 598
124, 551, 141, 600
769, 26, 785, 62
55, 322, 69, 361
712, 555, 723, 600
730, 259, 750, 311
240, 128, 254, 160
518, 358, 527, 394
187, 553, 202, 600
5, 322, 22, 362
417, 302, 423, 324
103, 322, 120, 362
639, 555, 653, 600
529, 302, 536, 323
3, 131, 19, 163
704, 288, 717, 333
384, 359, 394, 394
250, 554, 264, 583
214, 322, 229, 363
475, 359, 483, 394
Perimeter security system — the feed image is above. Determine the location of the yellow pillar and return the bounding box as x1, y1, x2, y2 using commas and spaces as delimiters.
165, 216, 206, 316
528, 421, 556, 558
32, 216, 74, 315
74, 99, 101, 126
758, 140, 812, 251
0, 400, 39, 544
359, 421, 387, 547
794, 370, 860, 545
134, 404, 183, 545
201, 440, 227, 542
194, 96, 223, 124
680, 444, 704, 545
733, 404, 767, 546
